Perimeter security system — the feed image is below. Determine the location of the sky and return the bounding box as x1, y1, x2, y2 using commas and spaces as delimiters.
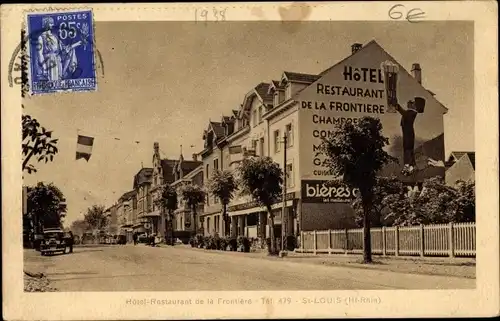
23, 21, 474, 226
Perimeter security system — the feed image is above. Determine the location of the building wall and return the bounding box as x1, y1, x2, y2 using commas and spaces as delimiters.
268, 105, 301, 197
301, 203, 358, 231
446, 156, 475, 185
202, 148, 223, 216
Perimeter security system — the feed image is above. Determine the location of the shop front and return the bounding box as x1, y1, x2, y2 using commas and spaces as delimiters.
227, 192, 298, 241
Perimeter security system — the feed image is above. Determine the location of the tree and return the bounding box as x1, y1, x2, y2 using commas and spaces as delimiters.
238, 156, 283, 255
155, 184, 178, 245
27, 182, 66, 234
320, 117, 397, 263
179, 184, 205, 235
22, 108, 59, 174
70, 219, 90, 236
352, 176, 403, 227
83, 205, 108, 231
447, 180, 475, 222
207, 170, 237, 237
385, 177, 476, 226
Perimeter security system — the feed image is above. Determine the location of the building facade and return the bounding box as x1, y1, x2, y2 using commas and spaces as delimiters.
197, 40, 448, 240
445, 152, 475, 186
117, 190, 137, 243
149, 142, 202, 240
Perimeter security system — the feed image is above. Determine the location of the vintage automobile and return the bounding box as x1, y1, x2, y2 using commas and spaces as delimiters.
40, 228, 72, 256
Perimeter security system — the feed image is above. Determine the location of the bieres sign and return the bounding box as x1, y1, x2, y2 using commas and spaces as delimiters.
301, 180, 360, 203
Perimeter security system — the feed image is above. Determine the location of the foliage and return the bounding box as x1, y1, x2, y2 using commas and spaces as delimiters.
70, 219, 90, 236
352, 176, 403, 227
385, 177, 476, 226
22, 108, 59, 174
27, 182, 66, 232
207, 170, 237, 236
155, 184, 178, 213
320, 117, 396, 263
83, 205, 108, 231
179, 184, 205, 233
237, 156, 283, 254
155, 184, 178, 244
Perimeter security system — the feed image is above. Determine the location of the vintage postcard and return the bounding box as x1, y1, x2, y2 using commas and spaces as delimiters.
1, 2, 498, 320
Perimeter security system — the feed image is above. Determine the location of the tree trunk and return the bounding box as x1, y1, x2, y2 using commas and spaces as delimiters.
192, 206, 198, 235
266, 205, 277, 255
362, 195, 373, 263
222, 203, 229, 237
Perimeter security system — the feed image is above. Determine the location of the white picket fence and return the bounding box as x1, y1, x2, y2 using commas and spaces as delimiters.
297, 222, 475, 258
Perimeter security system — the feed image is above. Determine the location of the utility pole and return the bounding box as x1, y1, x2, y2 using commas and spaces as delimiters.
280, 134, 288, 256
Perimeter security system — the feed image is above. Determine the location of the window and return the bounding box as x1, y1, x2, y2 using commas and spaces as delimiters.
286, 123, 294, 147
274, 130, 281, 153
286, 84, 292, 99
207, 217, 210, 234
286, 163, 294, 188
252, 110, 258, 127
259, 137, 265, 156
206, 164, 209, 179
214, 159, 219, 172
258, 106, 263, 122
214, 195, 219, 204
273, 92, 280, 106
252, 139, 257, 151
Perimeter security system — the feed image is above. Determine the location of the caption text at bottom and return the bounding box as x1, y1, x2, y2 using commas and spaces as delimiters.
126, 296, 381, 306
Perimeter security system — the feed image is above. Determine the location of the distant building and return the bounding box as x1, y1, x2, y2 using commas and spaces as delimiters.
445, 151, 475, 185
149, 142, 202, 239
117, 190, 137, 242
171, 163, 204, 234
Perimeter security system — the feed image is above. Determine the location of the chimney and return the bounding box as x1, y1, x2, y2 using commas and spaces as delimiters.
192, 153, 198, 161
351, 43, 363, 54
411, 63, 422, 84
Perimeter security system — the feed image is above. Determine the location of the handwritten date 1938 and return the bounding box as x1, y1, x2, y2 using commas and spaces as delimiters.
195, 8, 227, 23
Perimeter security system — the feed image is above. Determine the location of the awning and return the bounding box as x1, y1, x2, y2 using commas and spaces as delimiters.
141, 210, 161, 218
228, 200, 293, 217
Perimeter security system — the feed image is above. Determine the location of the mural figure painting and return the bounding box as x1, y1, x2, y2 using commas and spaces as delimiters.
395, 96, 425, 176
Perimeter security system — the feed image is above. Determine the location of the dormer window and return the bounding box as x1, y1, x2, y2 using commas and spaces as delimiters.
285, 83, 292, 99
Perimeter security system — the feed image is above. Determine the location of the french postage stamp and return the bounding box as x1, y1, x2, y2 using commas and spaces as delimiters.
26, 10, 96, 95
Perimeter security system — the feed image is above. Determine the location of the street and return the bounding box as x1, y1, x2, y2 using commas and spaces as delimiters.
23, 245, 474, 291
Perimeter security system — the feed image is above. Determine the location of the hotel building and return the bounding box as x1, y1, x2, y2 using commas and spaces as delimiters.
199, 40, 448, 239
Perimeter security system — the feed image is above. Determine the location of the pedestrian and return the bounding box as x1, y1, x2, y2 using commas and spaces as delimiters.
151, 233, 156, 247
133, 232, 137, 245
68, 231, 74, 253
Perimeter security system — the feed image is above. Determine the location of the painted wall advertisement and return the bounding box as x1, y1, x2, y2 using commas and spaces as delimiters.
298, 41, 446, 203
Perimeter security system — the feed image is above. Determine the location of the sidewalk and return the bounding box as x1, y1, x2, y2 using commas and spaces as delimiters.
164, 245, 475, 279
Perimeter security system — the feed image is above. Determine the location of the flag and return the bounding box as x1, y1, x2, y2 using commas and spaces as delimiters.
76, 135, 94, 161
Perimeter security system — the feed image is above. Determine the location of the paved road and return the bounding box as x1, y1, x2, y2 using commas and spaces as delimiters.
23, 245, 475, 291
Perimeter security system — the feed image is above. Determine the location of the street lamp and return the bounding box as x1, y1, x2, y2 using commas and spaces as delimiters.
279, 133, 288, 257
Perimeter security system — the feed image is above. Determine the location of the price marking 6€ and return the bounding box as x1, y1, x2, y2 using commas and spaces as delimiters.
195, 8, 227, 23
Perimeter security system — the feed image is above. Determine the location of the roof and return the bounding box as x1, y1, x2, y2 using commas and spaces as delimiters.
254, 82, 273, 102
231, 109, 239, 117
446, 151, 475, 170
133, 168, 153, 188
119, 190, 136, 202
210, 121, 226, 138
162, 158, 203, 184
178, 160, 203, 176
282, 71, 320, 84
160, 159, 177, 184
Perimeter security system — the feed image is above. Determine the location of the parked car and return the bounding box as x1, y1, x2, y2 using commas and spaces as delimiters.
40, 228, 72, 256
